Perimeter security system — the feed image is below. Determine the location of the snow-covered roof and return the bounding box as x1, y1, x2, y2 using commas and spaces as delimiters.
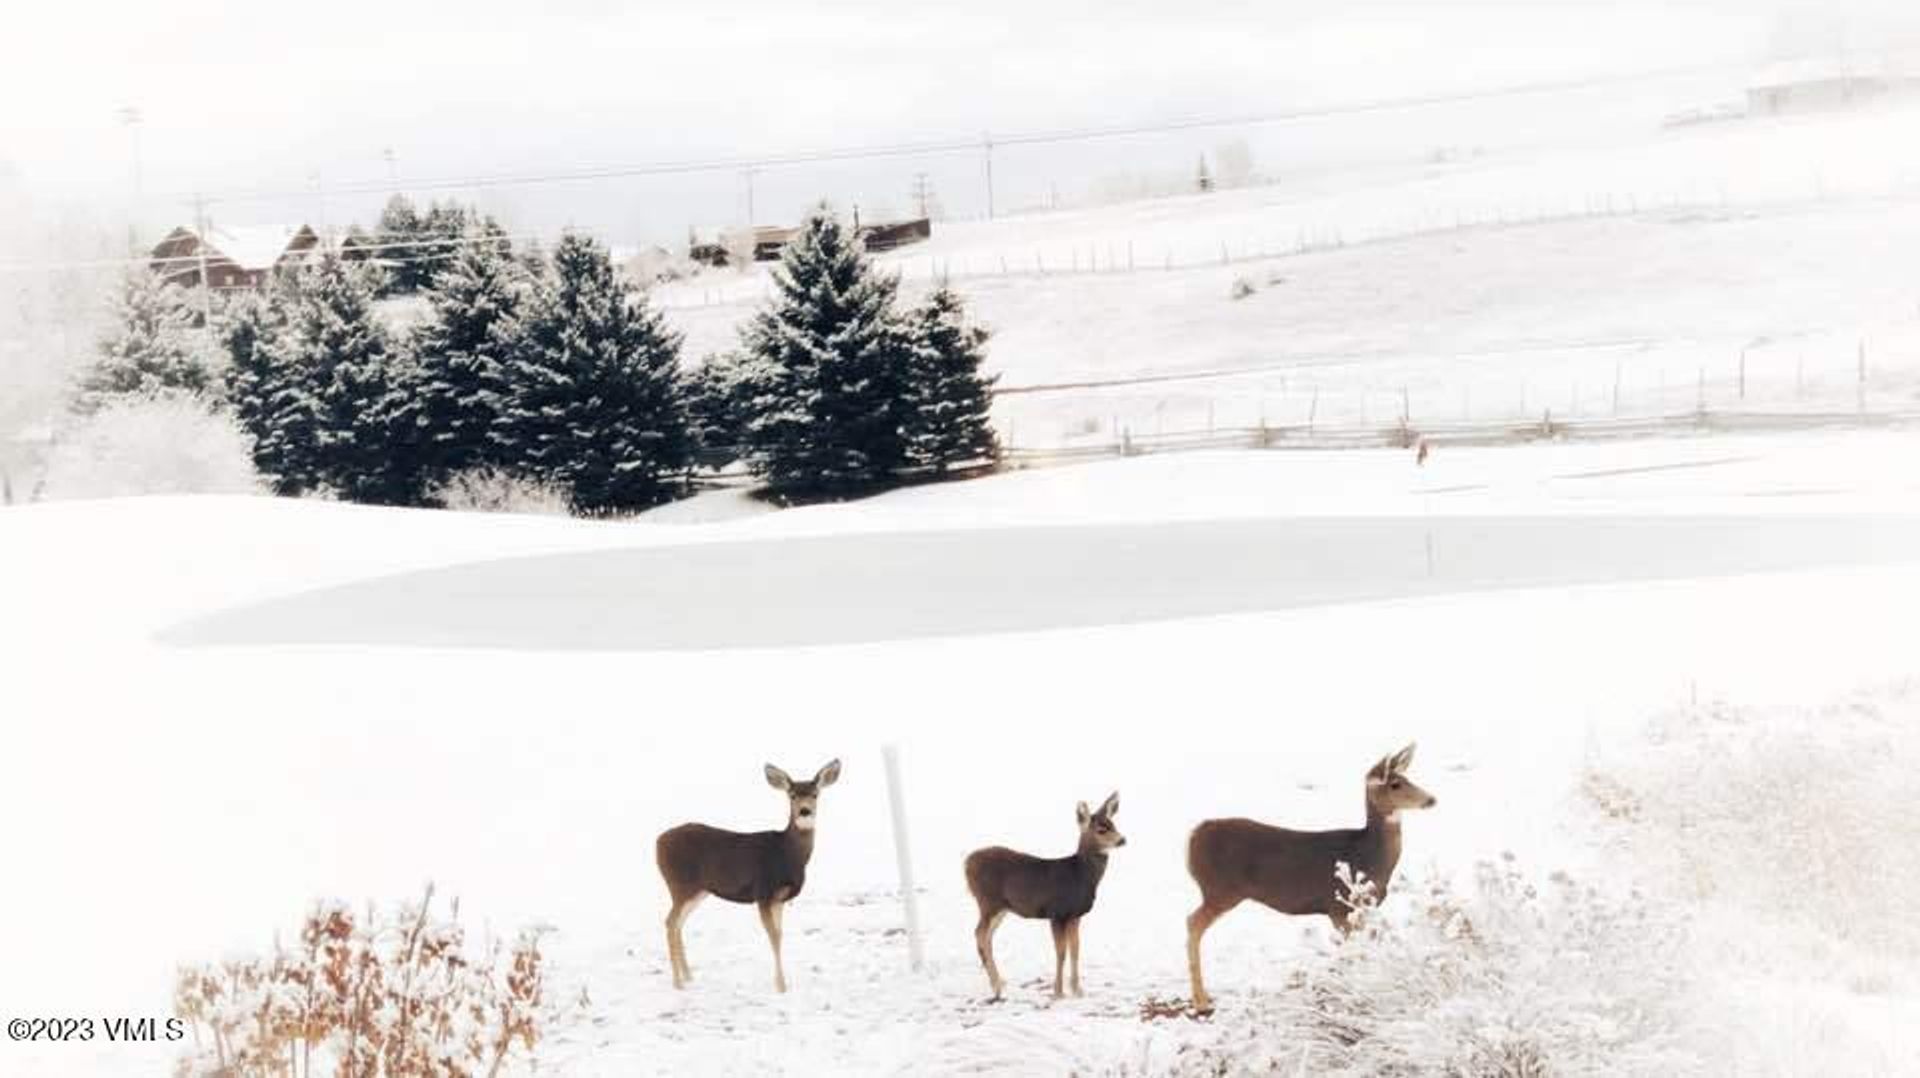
203, 223, 312, 271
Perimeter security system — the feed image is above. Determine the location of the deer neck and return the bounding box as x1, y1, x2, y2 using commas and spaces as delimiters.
1074, 838, 1111, 887
1359, 799, 1405, 886
783, 822, 816, 867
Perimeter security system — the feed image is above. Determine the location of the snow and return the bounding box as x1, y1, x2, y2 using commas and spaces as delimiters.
3, 430, 1920, 1074
654, 103, 1920, 445
204, 223, 311, 271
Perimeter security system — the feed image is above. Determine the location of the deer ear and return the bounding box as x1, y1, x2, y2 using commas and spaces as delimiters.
1100, 791, 1120, 817
1390, 743, 1417, 774
814, 759, 842, 788
764, 764, 792, 791
1368, 755, 1393, 782
1076, 801, 1091, 826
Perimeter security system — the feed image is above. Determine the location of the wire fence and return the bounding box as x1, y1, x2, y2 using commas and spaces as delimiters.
997, 405, 1920, 469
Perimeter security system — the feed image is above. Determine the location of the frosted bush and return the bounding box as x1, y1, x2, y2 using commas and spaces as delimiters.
1147, 858, 1696, 1077
431, 467, 573, 516
173, 886, 555, 1078
1582, 688, 1920, 976
40, 392, 258, 500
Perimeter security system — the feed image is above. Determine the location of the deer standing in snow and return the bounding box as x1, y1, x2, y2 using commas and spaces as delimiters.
655, 759, 842, 992
1184, 744, 1436, 1014
964, 792, 1126, 1001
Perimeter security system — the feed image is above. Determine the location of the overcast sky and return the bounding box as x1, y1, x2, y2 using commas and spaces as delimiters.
4, 1, 1916, 244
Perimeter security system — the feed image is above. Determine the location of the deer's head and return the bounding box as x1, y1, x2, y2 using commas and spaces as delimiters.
765, 759, 842, 831
1075, 791, 1127, 854
1366, 744, 1437, 819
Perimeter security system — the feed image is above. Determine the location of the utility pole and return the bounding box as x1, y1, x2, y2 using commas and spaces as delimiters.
117, 105, 144, 255
910, 172, 935, 220
381, 146, 398, 190
981, 134, 996, 220
743, 167, 757, 226
192, 194, 213, 324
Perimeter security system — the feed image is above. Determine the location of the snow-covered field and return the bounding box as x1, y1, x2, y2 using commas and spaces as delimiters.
656, 104, 1920, 445
4, 429, 1919, 1075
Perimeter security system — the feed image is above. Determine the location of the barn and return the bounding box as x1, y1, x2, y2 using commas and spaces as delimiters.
150, 223, 320, 289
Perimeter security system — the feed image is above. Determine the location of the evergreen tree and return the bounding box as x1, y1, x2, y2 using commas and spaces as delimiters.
738, 207, 912, 494
77, 271, 214, 413
377, 194, 429, 294
494, 234, 691, 514
219, 287, 327, 496
902, 286, 999, 474
678, 351, 757, 469
281, 253, 420, 504
392, 236, 526, 492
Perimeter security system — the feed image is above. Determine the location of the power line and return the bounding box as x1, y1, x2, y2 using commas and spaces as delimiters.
173, 60, 1743, 207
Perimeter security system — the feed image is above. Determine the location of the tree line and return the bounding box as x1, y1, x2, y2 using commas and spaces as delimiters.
75, 205, 999, 514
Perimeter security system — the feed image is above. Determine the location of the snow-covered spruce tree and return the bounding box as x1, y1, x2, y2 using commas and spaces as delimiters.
739, 207, 912, 495
75, 270, 215, 413
281, 253, 424, 504
391, 235, 526, 492
679, 351, 758, 469
376, 193, 429, 294
902, 286, 998, 474
218, 287, 328, 495
493, 234, 691, 514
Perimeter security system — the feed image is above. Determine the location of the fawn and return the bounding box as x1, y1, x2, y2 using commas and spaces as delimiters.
1184, 744, 1436, 1014
655, 759, 842, 992
964, 792, 1126, 1001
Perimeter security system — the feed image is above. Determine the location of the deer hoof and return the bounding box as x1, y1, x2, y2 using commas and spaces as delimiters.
1071, 985, 1084, 998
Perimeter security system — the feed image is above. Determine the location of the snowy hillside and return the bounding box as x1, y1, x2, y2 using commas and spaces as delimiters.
656, 104, 1920, 446
3, 431, 1919, 1075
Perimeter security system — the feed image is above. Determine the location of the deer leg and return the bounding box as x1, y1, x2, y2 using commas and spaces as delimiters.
974, 910, 1007, 1000
1067, 918, 1084, 997
1187, 900, 1234, 1015
758, 900, 788, 993
665, 893, 704, 989
1049, 919, 1069, 999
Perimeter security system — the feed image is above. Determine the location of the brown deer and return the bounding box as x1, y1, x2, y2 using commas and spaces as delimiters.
1184, 744, 1436, 1014
655, 759, 842, 992
964, 792, 1126, 1001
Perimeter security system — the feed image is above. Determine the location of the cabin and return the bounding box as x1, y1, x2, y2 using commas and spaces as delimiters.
150, 223, 320, 289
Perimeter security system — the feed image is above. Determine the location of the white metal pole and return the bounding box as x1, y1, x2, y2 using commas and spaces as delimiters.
882, 744, 924, 972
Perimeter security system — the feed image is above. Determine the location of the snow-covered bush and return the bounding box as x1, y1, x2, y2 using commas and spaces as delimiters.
1147, 858, 1696, 1077
173, 887, 554, 1078
431, 466, 572, 516
39, 392, 258, 500
1229, 276, 1257, 300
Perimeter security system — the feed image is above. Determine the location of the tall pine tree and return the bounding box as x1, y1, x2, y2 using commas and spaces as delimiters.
902, 286, 998, 474
739, 207, 911, 495
282, 253, 420, 504
392, 235, 526, 492
220, 287, 328, 496
77, 271, 215, 413
494, 234, 691, 514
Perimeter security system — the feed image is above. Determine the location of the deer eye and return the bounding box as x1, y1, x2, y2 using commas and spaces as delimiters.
1389, 779, 1403, 789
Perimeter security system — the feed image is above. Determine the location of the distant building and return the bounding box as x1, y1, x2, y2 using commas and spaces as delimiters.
1746, 53, 1920, 116
150, 223, 320, 289
686, 217, 932, 268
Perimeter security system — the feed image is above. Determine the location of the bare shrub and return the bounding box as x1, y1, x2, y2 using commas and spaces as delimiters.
40, 392, 258, 500
1228, 276, 1257, 301
1146, 858, 1696, 1077
173, 886, 553, 1078
431, 467, 572, 517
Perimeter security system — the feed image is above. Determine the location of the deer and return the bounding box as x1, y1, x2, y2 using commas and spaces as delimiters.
1184, 744, 1436, 1015
963, 792, 1125, 1002
654, 759, 841, 993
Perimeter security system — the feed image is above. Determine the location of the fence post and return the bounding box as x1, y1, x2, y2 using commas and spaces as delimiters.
1696, 366, 1706, 417
1307, 387, 1319, 433
881, 745, 924, 973
1738, 348, 1747, 401
1858, 339, 1867, 413
1612, 361, 1623, 416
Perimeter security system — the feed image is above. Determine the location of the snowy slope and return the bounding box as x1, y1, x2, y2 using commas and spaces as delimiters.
3, 432, 1920, 1075
654, 104, 1920, 446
